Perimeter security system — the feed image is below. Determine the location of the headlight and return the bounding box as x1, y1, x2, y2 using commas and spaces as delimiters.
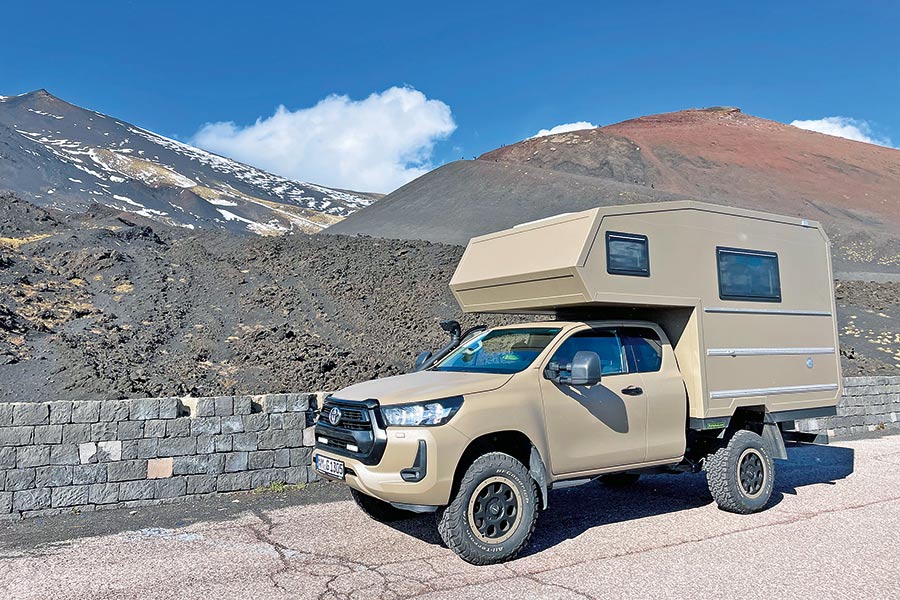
380, 396, 464, 427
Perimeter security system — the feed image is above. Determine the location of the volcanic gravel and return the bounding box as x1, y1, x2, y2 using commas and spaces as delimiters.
0, 193, 527, 402
0, 193, 896, 402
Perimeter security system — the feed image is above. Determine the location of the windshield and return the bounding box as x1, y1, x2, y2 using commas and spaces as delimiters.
433, 327, 562, 374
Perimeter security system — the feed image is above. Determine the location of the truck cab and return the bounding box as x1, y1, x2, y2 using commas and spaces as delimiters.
314, 320, 685, 497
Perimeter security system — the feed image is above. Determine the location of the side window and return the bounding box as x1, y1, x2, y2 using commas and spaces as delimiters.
550, 329, 626, 376
716, 247, 781, 302
606, 232, 650, 277
621, 327, 663, 373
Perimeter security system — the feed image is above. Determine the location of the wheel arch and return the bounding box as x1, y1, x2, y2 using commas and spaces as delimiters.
725, 406, 788, 461
452, 430, 550, 509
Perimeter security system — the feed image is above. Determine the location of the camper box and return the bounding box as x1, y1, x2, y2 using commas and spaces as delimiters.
449, 200, 842, 425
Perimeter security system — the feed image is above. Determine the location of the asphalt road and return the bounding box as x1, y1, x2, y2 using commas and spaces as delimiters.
1, 436, 898, 599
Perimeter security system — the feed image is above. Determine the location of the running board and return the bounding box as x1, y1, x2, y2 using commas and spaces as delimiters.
550, 477, 596, 490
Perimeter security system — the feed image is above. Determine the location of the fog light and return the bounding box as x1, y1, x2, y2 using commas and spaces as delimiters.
346, 444, 359, 452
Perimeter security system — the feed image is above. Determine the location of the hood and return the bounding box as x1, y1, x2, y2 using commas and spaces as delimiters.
333, 370, 513, 406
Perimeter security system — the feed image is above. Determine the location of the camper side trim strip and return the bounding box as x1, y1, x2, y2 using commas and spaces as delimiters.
707, 347, 835, 357
709, 383, 839, 400
704, 307, 832, 317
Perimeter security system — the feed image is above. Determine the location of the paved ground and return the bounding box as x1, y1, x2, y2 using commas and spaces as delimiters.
1, 436, 898, 599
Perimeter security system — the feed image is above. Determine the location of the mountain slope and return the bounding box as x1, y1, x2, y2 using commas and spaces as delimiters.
329, 107, 900, 276
483, 107, 900, 231
328, 159, 693, 242
0, 90, 373, 234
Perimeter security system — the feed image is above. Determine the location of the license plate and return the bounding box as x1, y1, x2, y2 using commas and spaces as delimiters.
315, 455, 345, 480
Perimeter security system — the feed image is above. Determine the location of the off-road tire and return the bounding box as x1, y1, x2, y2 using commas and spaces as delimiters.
436, 452, 539, 565
351, 488, 415, 522
705, 429, 775, 514
599, 472, 641, 486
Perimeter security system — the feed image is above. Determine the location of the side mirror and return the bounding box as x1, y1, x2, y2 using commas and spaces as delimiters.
565, 351, 602, 386
414, 350, 433, 371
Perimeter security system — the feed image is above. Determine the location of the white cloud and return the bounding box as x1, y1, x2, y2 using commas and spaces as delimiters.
530, 121, 597, 139
790, 116, 894, 148
191, 86, 456, 193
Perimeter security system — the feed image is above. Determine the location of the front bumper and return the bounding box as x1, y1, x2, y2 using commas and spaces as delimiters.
313, 400, 469, 506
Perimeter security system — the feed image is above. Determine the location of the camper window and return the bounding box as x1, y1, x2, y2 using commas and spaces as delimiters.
716, 247, 781, 302
606, 232, 650, 277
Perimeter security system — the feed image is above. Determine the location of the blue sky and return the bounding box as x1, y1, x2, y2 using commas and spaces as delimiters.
2, 1, 898, 192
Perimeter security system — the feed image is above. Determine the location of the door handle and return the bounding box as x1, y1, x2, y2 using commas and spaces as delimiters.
621, 386, 643, 396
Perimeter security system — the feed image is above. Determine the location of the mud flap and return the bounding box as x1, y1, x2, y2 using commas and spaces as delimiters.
762, 414, 788, 460
529, 446, 549, 509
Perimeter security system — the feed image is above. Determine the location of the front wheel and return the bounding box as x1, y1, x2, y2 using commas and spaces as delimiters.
705, 429, 775, 514
436, 452, 539, 565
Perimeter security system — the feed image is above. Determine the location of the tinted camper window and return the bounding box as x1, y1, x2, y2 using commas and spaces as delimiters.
606, 232, 650, 277
716, 247, 781, 302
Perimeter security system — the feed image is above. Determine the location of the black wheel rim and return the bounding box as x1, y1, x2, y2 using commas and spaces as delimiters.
471, 480, 519, 540
739, 450, 765, 496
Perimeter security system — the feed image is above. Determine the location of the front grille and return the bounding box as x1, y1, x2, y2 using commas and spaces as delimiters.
337, 408, 365, 422
318, 433, 357, 451
318, 403, 370, 430
336, 421, 369, 431
315, 397, 386, 466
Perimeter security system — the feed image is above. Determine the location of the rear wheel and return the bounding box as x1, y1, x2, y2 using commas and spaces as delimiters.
705, 429, 774, 514
436, 452, 539, 565
351, 488, 415, 522
599, 472, 641, 486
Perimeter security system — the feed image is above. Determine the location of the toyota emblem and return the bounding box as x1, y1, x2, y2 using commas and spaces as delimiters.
328, 407, 342, 426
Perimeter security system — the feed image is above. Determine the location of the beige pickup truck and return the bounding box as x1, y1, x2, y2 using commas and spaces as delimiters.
313, 201, 841, 564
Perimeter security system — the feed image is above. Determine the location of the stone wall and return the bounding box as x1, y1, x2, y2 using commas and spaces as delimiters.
0, 393, 323, 519
796, 376, 900, 439
1, 376, 898, 519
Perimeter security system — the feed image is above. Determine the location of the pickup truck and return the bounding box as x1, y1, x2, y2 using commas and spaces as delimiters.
313, 201, 841, 564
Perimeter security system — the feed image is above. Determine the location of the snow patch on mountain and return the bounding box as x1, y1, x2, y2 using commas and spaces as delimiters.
0, 90, 378, 235
126, 125, 372, 215
112, 194, 143, 207
27, 108, 64, 119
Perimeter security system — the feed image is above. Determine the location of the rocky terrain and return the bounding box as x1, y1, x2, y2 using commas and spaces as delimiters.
330, 107, 900, 279
0, 90, 376, 235
0, 193, 522, 402
1, 192, 897, 403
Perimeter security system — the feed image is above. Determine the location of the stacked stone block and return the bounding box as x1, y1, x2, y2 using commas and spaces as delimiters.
796, 376, 900, 439
0, 393, 324, 517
